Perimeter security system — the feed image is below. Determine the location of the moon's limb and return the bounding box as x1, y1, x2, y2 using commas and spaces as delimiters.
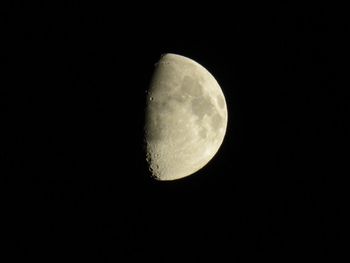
145, 53, 228, 181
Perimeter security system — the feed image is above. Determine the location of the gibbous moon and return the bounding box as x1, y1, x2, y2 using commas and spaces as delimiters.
144, 53, 228, 181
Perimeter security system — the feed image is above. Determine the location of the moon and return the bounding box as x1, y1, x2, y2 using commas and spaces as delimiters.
144, 53, 228, 181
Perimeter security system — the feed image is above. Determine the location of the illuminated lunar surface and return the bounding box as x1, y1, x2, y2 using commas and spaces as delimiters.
144, 53, 228, 181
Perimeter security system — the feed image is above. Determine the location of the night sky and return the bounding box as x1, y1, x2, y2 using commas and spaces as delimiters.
2, 3, 347, 262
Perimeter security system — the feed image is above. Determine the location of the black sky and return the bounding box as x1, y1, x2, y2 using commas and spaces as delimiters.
2, 3, 348, 262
